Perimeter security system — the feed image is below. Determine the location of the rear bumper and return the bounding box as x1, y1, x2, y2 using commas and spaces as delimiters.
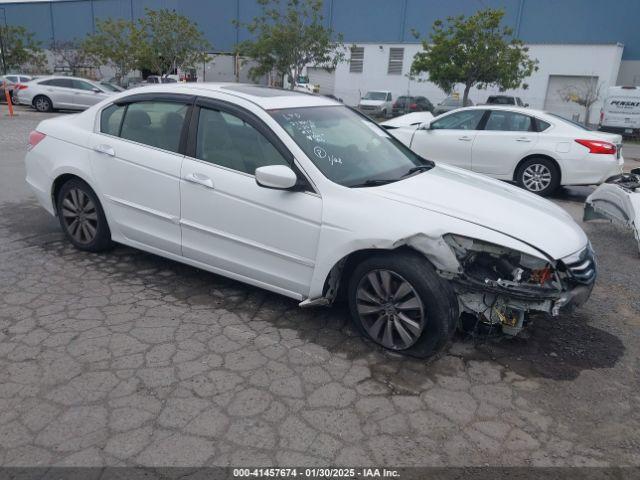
560, 154, 623, 185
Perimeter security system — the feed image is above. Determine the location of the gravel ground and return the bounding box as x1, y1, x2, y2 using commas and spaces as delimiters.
0, 106, 639, 468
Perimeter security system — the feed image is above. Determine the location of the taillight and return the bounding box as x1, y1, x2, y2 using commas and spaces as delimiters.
575, 139, 616, 155
17, 84, 28, 90
28, 130, 46, 151
409, 103, 417, 109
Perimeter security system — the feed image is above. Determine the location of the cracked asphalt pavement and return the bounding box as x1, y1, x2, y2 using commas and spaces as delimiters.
0, 106, 639, 468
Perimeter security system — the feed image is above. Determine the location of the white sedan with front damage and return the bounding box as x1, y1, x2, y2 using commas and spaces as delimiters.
25, 83, 596, 358
387, 106, 624, 196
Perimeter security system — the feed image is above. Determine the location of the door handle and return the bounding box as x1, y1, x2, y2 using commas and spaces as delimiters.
515, 137, 532, 143
93, 144, 115, 156
185, 172, 214, 189
458, 136, 473, 141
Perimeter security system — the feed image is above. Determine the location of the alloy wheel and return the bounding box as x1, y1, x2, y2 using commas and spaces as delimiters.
356, 269, 425, 350
61, 188, 98, 244
522, 163, 552, 192
35, 97, 50, 112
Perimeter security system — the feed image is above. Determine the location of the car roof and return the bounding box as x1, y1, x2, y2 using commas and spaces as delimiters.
116, 82, 341, 110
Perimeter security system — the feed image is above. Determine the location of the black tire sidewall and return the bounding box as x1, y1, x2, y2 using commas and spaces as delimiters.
517, 158, 560, 196
347, 251, 458, 358
56, 179, 112, 252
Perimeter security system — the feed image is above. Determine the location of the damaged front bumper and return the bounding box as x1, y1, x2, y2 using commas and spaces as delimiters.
443, 235, 596, 336
584, 168, 640, 253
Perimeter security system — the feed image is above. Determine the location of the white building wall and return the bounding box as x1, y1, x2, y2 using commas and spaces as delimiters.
333, 43, 624, 119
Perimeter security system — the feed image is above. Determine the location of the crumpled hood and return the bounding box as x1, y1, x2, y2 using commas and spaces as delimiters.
369, 164, 588, 260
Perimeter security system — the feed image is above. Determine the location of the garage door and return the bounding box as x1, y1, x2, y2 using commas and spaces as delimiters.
307, 67, 336, 95
544, 75, 598, 123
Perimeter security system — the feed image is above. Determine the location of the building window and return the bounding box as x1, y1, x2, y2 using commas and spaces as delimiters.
349, 47, 364, 73
387, 48, 404, 75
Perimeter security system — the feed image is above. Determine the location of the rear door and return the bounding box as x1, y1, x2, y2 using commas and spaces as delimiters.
90, 93, 193, 255
179, 98, 322, 297
409, 109, 486, 170
40, 78, 75, 108
472, 109, 538, 176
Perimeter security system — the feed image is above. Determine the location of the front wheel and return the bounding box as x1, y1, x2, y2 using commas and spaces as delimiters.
516, 157, 560, 196
347, 251, 458, 358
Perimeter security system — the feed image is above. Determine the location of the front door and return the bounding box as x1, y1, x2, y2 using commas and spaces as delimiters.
71, 79, 109, 109
180, 100, 322, 297
90, 96, 192, 255
410, 109, 486, 170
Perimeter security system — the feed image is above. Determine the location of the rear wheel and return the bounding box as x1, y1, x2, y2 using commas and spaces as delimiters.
516, 157, 560, 196
347, 251, 458, 358
56, 178, 113, 252
33, 95, 53, 112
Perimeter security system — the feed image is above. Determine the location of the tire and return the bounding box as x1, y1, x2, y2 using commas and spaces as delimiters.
56, 178, 113, 252
347, 250, 458, 358
515, 157, 560, 196
33, 95, 53, 112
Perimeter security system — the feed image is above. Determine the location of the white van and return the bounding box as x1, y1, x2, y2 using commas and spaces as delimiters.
599, 86, 640, 136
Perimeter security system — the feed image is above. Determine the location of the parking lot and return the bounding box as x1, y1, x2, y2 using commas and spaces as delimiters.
1, 105, 639, 468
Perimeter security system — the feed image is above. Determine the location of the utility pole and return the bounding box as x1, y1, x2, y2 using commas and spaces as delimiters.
0, 8, 7, 75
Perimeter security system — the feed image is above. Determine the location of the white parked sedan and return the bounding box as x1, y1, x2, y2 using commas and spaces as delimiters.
15, 75, 115, 112
25, 84, 596, 358
387, 106, 624, 196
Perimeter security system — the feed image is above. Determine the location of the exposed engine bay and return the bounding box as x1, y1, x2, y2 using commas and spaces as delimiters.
442, 234, 595, 336
584, 168, 640, 254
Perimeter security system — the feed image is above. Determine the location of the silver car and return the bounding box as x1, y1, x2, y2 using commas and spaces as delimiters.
15, 75, 115, 112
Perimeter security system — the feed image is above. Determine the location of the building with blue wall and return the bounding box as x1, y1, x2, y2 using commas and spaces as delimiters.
1, 0, 639, 60
1, 0, 638, 118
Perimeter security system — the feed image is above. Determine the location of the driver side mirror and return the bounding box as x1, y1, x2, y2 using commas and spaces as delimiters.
419, 120, 432, 130
92, 88, 102, 94
255, 165, 298, 190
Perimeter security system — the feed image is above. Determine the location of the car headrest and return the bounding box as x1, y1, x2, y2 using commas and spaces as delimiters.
124, 109, 151, 129
163, 111, 184, 131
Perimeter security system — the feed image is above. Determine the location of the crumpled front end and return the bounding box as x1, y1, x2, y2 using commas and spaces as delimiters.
584, 169, 640, 254
438, 235, 596, 336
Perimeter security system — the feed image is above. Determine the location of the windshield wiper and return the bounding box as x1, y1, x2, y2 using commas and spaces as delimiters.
350, 178, 399, 188
403, 164, 435, 177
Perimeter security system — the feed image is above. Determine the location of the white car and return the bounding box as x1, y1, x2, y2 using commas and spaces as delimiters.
389, 106, 624, 196
25, 84, 596, 358
15, 75, 115, 112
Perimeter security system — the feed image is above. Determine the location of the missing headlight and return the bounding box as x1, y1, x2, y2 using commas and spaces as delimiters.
444, 234, 557, 289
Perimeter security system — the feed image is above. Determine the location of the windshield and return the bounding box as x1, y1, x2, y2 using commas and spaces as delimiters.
546, 112, 592, 131
270, 106, 431, 187
363, 91, 388, 101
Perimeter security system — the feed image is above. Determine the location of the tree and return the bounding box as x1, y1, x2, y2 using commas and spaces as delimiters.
557, 77, 602, 126
82, 18, 143, 85
235, 0, 344, 88
137, 8, 211, 76
51, 39, 94, 76
411, 8, 538, 105
0, 25, 46, 74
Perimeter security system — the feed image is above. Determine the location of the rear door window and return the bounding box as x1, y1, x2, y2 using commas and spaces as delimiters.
41, 78, 73, 88
119, 101, 189, 153
484, 110, 533, 131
